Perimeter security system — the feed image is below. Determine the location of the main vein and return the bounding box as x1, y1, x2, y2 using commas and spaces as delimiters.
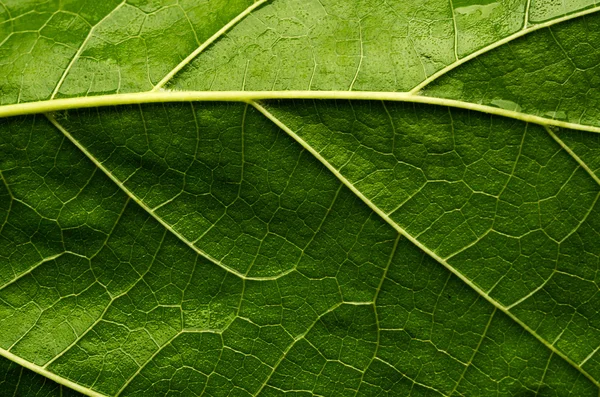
1, 91, 597, 134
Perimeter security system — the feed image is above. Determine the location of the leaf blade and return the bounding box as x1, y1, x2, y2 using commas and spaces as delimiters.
1, 1, 600, 395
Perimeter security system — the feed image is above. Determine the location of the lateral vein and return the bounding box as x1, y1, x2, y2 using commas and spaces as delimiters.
152, 0, 270, 90
0, 348, 107, 397
44, 114, 289, 283
544, 125, 600, 186
409, 5, 600, 94
250, 100, 600, 389
50, 1, 127, 99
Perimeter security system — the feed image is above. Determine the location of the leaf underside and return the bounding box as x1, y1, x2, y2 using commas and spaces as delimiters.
1, 1, 600, 396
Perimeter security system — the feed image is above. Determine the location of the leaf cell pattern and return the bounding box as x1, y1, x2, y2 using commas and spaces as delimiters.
1, 0, 600, 396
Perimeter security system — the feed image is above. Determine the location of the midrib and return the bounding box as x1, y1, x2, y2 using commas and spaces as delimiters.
0, 90, 598, 134
1, 3, 598, 129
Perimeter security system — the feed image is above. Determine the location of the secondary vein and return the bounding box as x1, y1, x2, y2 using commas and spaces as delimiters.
44, 113, 291, 283
409, 5, 600, 94
250, 100, 600, 389
152, 0, 270, 91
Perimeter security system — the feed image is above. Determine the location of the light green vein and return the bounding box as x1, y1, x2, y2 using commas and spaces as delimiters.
450, 307, 496, 396
152, 0, 271, 91
253, 301, 344, 396
524, 0, 532, 28
0, 253, 64, 291
0, 91, 598, 134
51, 1, 127, 99
44, 113, 293, 283
0, 348, 107, 397
354, 233, 401, 397
409, 5, 600, 94
544, 126, 600, 186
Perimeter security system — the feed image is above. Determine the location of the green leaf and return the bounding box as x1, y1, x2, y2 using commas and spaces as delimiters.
1, 1, 600, 396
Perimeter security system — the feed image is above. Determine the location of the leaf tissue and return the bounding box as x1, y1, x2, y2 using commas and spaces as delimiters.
1, 0, 600, 396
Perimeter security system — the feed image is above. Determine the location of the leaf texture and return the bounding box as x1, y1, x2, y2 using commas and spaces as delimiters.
1, 1, 600, 396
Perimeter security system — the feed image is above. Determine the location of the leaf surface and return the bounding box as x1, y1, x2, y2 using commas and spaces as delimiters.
1, 1, 600, 396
